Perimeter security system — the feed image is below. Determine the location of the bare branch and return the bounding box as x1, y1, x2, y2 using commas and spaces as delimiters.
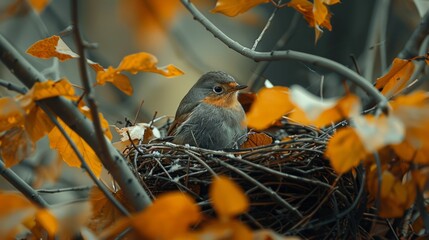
398, 10, 429, 59
0, 159, 49, 207
180, 0, 388, 109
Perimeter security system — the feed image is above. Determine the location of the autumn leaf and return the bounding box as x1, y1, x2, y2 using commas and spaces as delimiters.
24, 105, 54, 142
27, 0, 50, 13
288, 85, 361, 127
238, 92, 256, 113
246, 86, 293, 130
240, 132, 273, 148
48, 119, 101, 177
287, 0, 339, 42
325, 127, 368, 174
87, 187, 132, 234
28, 79, 79, 101
0, 97, 25, 132
211, 0, 269, 17
375, 58, 415, 98
0, 127, 34, 167
26, 35, 79, 61
390, 91, 429, 164
210, 176, 249, 220
134, 192, 200, 239
96, 52, 184, 95
367, 169, 416, 218
0, 191, 37, 238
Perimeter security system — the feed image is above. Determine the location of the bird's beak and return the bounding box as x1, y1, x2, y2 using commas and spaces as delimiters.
231, 84, 247, 92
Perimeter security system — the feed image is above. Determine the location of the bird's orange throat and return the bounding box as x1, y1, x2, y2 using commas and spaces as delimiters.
202, 92, 241, 109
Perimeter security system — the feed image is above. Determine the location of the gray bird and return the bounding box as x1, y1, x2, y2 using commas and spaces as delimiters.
168, 71, 247, 150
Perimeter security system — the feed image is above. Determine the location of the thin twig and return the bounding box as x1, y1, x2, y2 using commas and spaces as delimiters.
251, 0, 281, 51
398, 10, 429, 59
180, 0, 388, 109
0, 159, 49, 207
70, 0, 151, 209
37, 186, 91, 193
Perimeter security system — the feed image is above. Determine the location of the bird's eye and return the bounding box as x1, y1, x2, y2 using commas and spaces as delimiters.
213, 86, 224, 94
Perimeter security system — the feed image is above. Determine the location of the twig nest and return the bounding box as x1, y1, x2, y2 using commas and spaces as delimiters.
125, 123, 365, 239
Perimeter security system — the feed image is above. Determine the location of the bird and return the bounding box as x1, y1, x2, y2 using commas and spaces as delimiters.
168, 71, 248, 150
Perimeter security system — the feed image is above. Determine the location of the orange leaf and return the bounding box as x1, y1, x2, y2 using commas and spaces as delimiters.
390, 91, 429, 163
28, 79, 79, 101
26, 35, 79, 61
0, 127, 34, 167
246, 86, 293, 130
211, 0, 269, 17
288, 85, 361, 127
87, 187, 131, 234
375, 58, 415, 98
24, 105, 54, 142
27, 0, 50, 13
35, 209, 58, 238
0, 191, 37, 238
240, 132, 273, 148
117, 52, 184, 77
287, 0, 336, 42
210, 176, 249, 220
325, 127, 368, 174
131, 192, 200, 239
48, 118, 103, 177
0, 97, 25, 132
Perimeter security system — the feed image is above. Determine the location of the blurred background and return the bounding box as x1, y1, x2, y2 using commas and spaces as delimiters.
0, 0, 424, 202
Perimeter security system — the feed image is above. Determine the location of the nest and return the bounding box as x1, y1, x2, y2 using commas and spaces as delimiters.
124, 122, 367, 239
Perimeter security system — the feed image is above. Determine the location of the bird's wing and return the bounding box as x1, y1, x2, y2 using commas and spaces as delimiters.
167, 102, 198, 136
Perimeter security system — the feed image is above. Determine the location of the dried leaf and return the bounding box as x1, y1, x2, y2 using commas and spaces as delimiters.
325, 127, 368, 174
211, 0, 269, 17
117, 52, 184, 77
0, 192, 36, 238
246, 86, 293, 130
238, 92, 256, 113
35, 209, 58, 238
210, 176, 249, 220
28, 79, 78, 101
0, 127, 34, 167
24, 105, 54, 142
48, 118, 102, 177
289, 85, 361, 127
87, 187, 131, 234
375, 58, 415, 98
26, 35, 79, 61
0, 97, 25, 132
352, 114, 404, 153
132, 192, 200, 239
240, 132, 273, 148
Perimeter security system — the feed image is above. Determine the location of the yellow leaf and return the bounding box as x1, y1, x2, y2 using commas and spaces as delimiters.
35, 209, 58, 238
240, 132, 273, 148
0, 127, 34, 167
0, 191, 37, 239
117, 52, 184, 77
26, 35, 79, 61
390, 91, 429, 163
131, 192, 200, 239
24, 105, 54, 142
288, 85, 361, 127
211, 0, 269, 17
210, 176, 249, 220
109, 72, 133, 96
87, 187, 131, 234
48, 118, 102, 177
325, 127, 368, 174
27, 0, 50, 13
28, 79, 78, 101
246, 86, 293, 130
375, 58, 415, 98
0, 97, 25, 132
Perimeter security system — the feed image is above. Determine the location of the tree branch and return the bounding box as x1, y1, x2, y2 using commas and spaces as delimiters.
0, 34, 151, 211
398, 10, 429, 59
180, 0, 388, 109
0, 159, 49, 207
